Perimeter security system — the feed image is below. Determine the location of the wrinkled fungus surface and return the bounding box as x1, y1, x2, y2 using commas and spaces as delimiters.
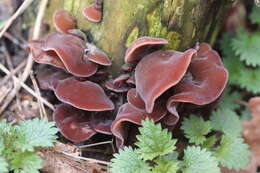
30, 14, 228, 147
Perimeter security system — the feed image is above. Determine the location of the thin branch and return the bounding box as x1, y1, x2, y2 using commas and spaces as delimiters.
0, 63, 54, 111
61, 152, 110, 165
79, 141, 113, 149
0, 0, 33, 38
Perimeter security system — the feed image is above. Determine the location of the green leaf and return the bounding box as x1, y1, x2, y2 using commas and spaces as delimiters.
181, 115, 211, 145
214, 136, 250, 170
210, 108, 242, 137
152, 159, 179, 173
135, 119, 177, 161
219, 88, 241, 110
202, 136, 217, 149
182, 146, 220, 173
16, 118, 58, 151
250, 6, 260, 25
110, 147, 150, 173
0, 157, 8, 173
0, 20, 6, 30
232, 29, 260, 67
10, 151, 42, 173
240, 108, 251, 121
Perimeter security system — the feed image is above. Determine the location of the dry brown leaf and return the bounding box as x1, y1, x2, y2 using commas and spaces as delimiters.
40, 142, 109, 173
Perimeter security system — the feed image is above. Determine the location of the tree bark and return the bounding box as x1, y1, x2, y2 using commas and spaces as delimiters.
44, 0, 229, 74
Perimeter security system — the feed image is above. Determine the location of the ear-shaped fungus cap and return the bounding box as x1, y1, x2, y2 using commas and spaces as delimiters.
111, 102, 167, 148
105, 74, 131, 93
54, 77, 115, 111
166, 43, 228, 114
28, 33, 98, 77
125, 37, 168, 64
52, 10, 76, 34
82, 3, 102, 23
135, 49, 197, 113
54, 104, 112, 142
36, 68, 70, 90
84, 43, 112, 66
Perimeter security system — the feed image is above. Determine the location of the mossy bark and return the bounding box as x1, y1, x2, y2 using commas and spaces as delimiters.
44, 0, 229, 74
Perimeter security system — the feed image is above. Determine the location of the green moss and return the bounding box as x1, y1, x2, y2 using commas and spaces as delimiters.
125, 27, 139, 47
64, 0, 73, 11
147, 5, 181, 49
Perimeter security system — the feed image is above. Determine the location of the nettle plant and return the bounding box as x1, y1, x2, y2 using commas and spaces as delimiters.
26, 6, 250, 173
222, 6, 260, 94
110, 117, 250, 173
0, 118, 57, 173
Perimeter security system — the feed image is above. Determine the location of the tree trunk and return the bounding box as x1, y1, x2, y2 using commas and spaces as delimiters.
44, 0, 229, 74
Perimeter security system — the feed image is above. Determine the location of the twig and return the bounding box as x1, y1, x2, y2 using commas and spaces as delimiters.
30, 72, 47, 119
0, 0, 33, 38
0, 63, 54, 111
79, 141, 113, 149
0, 0, 49, 115
0, 60, 26, 86
61, 152, 110, 165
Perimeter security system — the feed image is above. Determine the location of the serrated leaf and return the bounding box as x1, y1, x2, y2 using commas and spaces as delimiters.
240, 107, 251, 121
182, 146, 220, 173
135, 119, 177, 161
202, 136, 217, 149
110, 147, 150, 173
181, 115, 211, 145
152, 159, 179, 173
214, 136, 250, 171
10, 151, 42, 173
16, 118, 58, 151
0, 157, 8, 173
210, 108, 242, 137
232, 29, 260, 67
250, 6, 260, 24
219, 88, 241, 110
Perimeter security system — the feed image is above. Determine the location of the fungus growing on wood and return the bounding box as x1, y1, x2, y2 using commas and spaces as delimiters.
111, 102, 167, 148
54, 77, 114, 111
28, 33, 99, 77
166, 43, 228, 114
84, 43, 112, 66
125, 37, 168, 64
135, 49, 197, 113
52, 10, 76, 34
83, 0, 103, 23
54, 104, 112, 142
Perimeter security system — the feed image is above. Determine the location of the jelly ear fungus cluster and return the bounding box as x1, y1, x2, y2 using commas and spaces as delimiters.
28, 10, 228, 148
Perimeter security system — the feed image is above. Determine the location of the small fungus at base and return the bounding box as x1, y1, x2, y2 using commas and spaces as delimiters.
82, 0, 103, 23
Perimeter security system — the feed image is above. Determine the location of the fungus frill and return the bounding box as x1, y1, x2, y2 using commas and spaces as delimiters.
111, 37, 228, 148
83, 0, 103, 23
55, 104, 112, 142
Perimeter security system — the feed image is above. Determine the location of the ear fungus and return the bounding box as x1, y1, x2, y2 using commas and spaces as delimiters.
54, 77, 115, 111
82, 0, 103, 23
125, 37, 168, 64
166, 43, 228, 114
54, 104, 112, 142
135, 49, 197, 113
52, 10, 76, 34
28, 33, 98, 77
84, 43, 112, 66
105, 74, 131, 93
111, 102, 167, 148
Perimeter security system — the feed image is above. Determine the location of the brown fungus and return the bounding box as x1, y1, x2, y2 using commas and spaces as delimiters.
54, 104, 112, 142
135, 49, 197, 113
28, 33, 98, 77
166, 43, 228, 114
54, 77, 115, 111
82, 0, 103, 23
52, 9, 76, 34
111, 102, 167, 148
84, 43, 112, 66
125, 36, 168, 64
